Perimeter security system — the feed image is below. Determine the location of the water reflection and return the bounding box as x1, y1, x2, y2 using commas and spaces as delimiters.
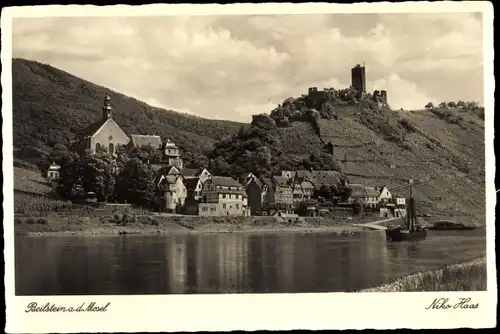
15, 229, 486, 295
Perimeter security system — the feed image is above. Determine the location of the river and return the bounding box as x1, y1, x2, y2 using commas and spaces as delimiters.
15, 228, 486, 295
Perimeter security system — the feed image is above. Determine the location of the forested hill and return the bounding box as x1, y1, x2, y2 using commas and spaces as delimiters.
208, 90, 486, 224
12, 58, 243, 166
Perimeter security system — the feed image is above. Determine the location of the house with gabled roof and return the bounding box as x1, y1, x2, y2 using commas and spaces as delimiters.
245, 176, 267, 215
260, 175, 294, 214
348, 184, 391, 208
182, 167, 211, 183
156, 172, 187, 213
199, 176, 250, 216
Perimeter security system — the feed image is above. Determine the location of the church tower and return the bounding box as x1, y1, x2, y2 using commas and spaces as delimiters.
102, 95, 112, 120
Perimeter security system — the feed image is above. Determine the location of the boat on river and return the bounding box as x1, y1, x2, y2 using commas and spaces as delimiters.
427, 220, 477, 231
385, 180, 427, 242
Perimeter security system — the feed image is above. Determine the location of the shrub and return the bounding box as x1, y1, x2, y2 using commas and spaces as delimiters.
14, 217, 24, 225
26, 217, 36, 225
121, 213, 131, 226
150, 218, 159, 226
36, 217, 48, 225
113, 213, 121, 222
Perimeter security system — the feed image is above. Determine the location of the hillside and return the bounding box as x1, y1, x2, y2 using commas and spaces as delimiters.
12, 59, 486, 224
12, 58, 243, 166
210, 98, 486, 224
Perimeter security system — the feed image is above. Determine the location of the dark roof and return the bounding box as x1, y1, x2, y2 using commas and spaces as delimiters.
273, 176, 290, 186
295, 170, 312, 179
210, 176, 242, 188
157, 174, 181, 187
79, 118, 109, 137
157, 165, 180, 176
261, 177, 273, 189
247, 177, 263, 189
184, 177, 201, 191
130, 134, 162, 148
365, 186, 380, 198
182, 168, 199, 177
310, 171, 342, 188
350, 184, 367, 197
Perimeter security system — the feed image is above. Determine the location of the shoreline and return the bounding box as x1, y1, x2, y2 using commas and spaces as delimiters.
18, 226, 365, 237
14, 214, 371, 237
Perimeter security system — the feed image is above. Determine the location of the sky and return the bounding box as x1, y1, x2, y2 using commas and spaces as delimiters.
12, 12, 484, 122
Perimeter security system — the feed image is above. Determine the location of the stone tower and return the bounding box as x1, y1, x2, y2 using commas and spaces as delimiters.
351, 64, 366, 95
102, 95, 112, 120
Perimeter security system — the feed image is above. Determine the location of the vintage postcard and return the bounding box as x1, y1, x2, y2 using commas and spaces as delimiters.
2, 2, 496, 332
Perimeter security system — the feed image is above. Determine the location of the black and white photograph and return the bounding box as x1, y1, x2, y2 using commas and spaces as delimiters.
2, 2, 496, 332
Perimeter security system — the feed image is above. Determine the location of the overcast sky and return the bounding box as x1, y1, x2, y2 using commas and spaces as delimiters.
12, 13, 484, 122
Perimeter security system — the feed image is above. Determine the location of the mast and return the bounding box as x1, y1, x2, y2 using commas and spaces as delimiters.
408, 179, 414, 231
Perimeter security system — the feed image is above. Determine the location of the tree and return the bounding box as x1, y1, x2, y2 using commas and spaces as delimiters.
438, 102, 447, 108
425, 102, 434, 109
315, 185, 332, 199
352, 199, 363, 216
456, 100, 466, 109
115, 157, 156, 207
341, 186, 352, 202
447, 101, 457, 108
211, 156, 230, 176
466, 101, 479, 110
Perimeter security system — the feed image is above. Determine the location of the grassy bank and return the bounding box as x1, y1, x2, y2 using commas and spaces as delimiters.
14, 213, 366, 236
360, 257, 487, 292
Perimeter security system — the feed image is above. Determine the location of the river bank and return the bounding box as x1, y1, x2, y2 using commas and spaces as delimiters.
14, 213, 372, 236
359, 257, 487, 292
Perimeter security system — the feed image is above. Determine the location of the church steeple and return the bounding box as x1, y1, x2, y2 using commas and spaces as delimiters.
102, 95, 112, 120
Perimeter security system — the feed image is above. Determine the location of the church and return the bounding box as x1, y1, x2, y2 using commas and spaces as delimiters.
77, 95, 184, 170
77, 95, 131, 155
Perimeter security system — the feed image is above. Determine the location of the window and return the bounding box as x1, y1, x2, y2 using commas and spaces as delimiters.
223, 204, 226, 209
223, 194, 226, 199
202, 207, 208, 212
95, 143, 101, 152
210, 207, 216, 212
108, 143, 114, 155
238, 194, 241, 199
236, 204, 239, 209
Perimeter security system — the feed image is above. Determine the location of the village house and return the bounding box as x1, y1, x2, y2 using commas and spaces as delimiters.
182, 167, 212, 183
157, 173, 187, 213
349, 184, 391, 208
348, 184, 369, 205
290, 179, 315, 203
198, 176, 250, 216
376, 185, 392, 203
261, 176, 294, 215
182, 168, 212, 201
245, 176, 268, 215
363, 186, 381, 209
292, 182, 304, 203
310, 170, 344, 192
300, 180, 315, 200
380, 196, 407, 219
